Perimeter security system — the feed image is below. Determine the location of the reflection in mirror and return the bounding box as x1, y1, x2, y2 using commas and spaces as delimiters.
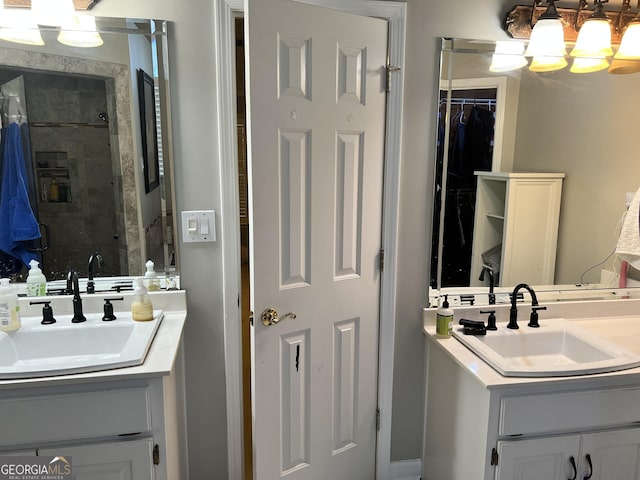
0, 17, 177, 283
431, 37, 640, 301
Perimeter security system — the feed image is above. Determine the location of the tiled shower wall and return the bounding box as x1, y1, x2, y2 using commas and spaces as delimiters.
24, 71, 122, 280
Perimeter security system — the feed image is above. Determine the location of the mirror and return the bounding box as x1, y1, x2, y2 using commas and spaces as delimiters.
432, 37, 640, 295
0, 17, 177, 282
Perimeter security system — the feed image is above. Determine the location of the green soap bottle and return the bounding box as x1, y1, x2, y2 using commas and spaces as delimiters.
436, 294, 453, 338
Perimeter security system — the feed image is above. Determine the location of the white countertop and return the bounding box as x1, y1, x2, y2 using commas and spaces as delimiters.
0, 290, 187, 390
424, 298, 640, 390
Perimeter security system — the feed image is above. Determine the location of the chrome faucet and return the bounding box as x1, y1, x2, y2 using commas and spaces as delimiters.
508, 283, 540, 329
479, 265, 496, 305
87, 252, 105, 294
67, 270, 86, 323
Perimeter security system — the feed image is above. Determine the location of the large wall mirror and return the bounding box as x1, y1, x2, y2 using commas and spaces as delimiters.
0, 16, 177, 282
432, 37, 640, 297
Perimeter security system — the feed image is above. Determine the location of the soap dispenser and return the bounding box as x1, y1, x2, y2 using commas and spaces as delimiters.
436, 294, 453, 338
26, 259, 47, 297
144, 260, 161, 291
0, 278, 21, 332
131, 278, 154, 321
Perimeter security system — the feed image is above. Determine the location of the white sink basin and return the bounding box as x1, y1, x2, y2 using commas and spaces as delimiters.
0, 310, 163, 379
453, 318, 640, 377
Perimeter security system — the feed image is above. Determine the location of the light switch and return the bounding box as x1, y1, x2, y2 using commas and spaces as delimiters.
181, 210, 216, 243
188, 218, 198, 235
200, 219, 210, 235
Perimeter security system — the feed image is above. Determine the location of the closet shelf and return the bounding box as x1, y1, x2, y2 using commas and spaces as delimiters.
485, 213, 505, 221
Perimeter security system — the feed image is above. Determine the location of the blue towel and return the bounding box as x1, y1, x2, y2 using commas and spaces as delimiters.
0, 122, 40, 267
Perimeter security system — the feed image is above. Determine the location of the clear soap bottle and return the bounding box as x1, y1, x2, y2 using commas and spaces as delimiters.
131, 278, 154, 322
0, 278, 21, 332
144, 260, 161, 291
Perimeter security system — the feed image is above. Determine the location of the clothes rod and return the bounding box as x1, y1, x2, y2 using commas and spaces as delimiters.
440, 97, 496, 106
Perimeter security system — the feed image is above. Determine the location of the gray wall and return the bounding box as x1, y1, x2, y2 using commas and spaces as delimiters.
92, 0, 523, 476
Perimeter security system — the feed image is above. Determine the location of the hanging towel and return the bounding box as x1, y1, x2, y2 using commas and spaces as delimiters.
0, 122, 40, 267
616, 186, 640, 269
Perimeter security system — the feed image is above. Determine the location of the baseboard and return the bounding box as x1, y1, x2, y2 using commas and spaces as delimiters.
390, 459, 422, 480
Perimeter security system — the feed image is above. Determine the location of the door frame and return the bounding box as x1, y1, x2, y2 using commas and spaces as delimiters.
214, 1, 406, 478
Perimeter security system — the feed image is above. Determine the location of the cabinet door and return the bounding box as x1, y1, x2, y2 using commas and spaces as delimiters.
38, 437, 155, 480
579, 427, 640, 479
496, 435, 580, 480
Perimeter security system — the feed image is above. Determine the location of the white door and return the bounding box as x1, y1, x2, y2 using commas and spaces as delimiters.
246, 0, 388, 478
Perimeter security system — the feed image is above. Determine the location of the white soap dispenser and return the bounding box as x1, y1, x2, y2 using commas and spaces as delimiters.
144, 259, 161, 291
0, 278, 21, 332
26, 259, 47, 297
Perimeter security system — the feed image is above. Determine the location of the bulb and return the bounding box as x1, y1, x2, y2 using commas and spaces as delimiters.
615, 21, 640, 60
524, 19, 567, 58
571, 18, 613, 58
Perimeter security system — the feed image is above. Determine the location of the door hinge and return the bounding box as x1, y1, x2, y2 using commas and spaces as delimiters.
379, 249, 385, 272
249, 311, 254, 326
490, 447, 498, 466
153, 444, 160, 465
385, 64, 401, 93
376, 408, 381, 431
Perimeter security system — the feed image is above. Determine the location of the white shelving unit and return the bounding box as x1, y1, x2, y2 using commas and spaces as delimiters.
470, 172, 564, 287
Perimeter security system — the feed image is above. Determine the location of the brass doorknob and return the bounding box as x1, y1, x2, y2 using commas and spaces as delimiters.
261, 308, 297, 326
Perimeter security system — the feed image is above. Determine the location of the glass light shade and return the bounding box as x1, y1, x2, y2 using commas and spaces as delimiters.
31, 0, 75, 27
529, 55, 568, 72
524, 19, 567, 58
570, 56, 609, 73
570, 19, 613, 58
58, 15, 104, 48
615, 21, 640, 60
489, 40, 528, 72
0, 9, 44, 46
608, 58, 640, 74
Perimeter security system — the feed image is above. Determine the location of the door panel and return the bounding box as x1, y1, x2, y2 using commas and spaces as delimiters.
247, 0, 388, 478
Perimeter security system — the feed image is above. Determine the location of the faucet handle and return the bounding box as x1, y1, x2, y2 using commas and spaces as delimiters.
102, 297, 124, 321
528, 305, 547, 328
480, 309, 497, 330
30, 300, 56, 325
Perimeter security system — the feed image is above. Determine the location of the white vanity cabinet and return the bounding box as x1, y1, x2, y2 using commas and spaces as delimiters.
0, 344, 187, 480
470, 172, 564, 287
422, 340, 640, 480
496, 428, 640, 480
39, 438, 155, 479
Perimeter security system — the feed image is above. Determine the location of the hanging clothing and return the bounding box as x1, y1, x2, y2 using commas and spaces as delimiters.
464, 105, 495, 173
616, 186, 640, 269
0, 122, 40, 268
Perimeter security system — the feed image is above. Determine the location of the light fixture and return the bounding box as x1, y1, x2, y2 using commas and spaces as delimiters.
489, 40, 528, 72
31, 0, 75, 27
571, 0, 614, 58
608, 58, 640, 74
524, 1, 567, 57
529, 54, 568, 72
570, 56, 610, 73
58, 15, 103, 48
615, 10, 640, 59
0, 7, 44, 46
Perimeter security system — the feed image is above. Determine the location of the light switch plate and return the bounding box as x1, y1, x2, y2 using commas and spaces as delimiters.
181, 210, 216, 243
